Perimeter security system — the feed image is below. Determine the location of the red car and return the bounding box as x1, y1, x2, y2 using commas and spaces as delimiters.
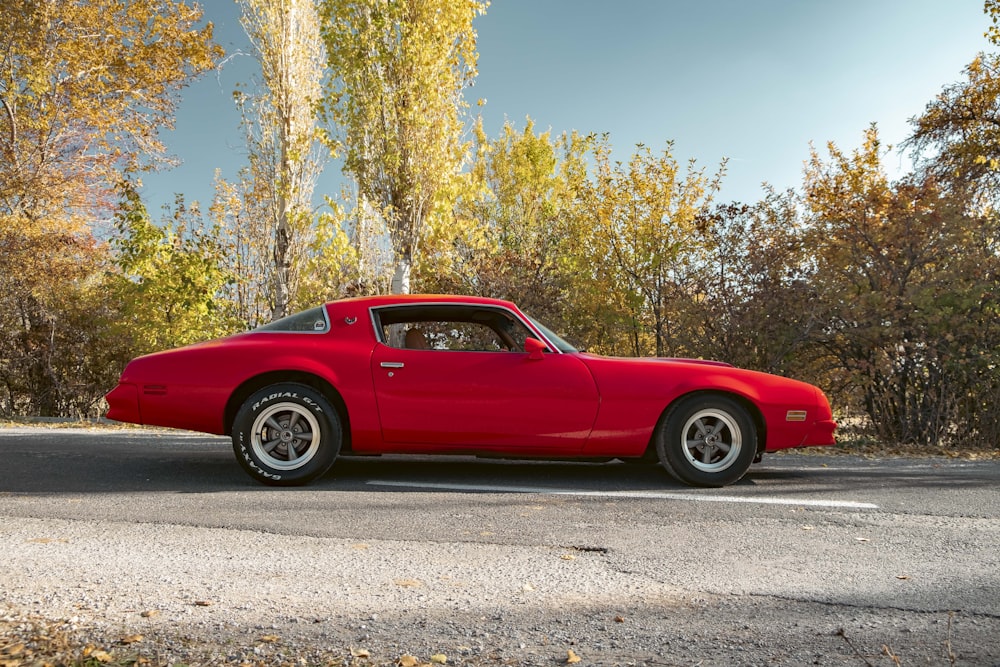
105, 295, 836, 487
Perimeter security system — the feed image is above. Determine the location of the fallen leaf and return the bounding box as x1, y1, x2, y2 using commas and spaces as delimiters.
120, 635, 143, 645
394, 579, 422, 588
194, 600, 213, 607
430, 654, 447, 664
351, 648, 370, 658
91, 650, 113, 663
567, 648, 582, 664
896, 575, 910, 580
259, 635, 279, 643
140, 610, 160, 618
614, 615, 625, 623
560, 554, 576, 561
352, 543, 369, 550
398, 655, 419, 667
1, 644, 25, 657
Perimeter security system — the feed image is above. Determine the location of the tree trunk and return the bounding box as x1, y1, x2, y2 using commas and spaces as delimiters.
390, 255, 411, 295
272, 208, 291, 321
22, 297, 60, 417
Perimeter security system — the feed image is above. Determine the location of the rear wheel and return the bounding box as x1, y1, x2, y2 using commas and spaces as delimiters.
656, 394, 757, 487
232, 383, 341, 486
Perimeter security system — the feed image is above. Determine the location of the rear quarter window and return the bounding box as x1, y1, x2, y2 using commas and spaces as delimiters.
252, 306, 330, 333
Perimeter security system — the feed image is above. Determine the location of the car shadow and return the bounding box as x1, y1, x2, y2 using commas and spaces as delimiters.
327, 455, 681, 492
1, 428, 997, 498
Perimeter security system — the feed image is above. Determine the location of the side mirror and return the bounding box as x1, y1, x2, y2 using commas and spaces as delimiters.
524, 337, 547, 360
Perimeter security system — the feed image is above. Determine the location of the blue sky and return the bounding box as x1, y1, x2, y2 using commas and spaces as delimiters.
143, 0, 991, 217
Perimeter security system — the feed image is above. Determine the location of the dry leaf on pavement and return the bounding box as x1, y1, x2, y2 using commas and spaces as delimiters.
1, 644, 25, 657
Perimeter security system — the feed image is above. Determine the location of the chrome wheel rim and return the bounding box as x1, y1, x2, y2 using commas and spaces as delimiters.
681, 409, 742, 473
250, 403, 321, 471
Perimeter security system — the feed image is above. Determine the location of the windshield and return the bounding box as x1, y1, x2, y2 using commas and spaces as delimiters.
526, 315, 578, 353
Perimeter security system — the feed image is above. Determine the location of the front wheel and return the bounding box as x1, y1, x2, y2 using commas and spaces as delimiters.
232, 383, 342, 486
656, 394, 757, 487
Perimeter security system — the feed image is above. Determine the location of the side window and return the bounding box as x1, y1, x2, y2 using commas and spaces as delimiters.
406, 321, 505, 351
376, 306, 539, 352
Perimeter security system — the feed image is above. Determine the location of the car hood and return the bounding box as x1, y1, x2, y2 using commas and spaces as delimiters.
579, 353, 733, 368
651, 356, 733, 368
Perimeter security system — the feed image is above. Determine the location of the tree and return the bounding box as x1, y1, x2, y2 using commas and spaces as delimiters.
0, 217, 118, 416
0, 0, 220, 417
908, 53, 1000, 200
300, 193, 395, 302
112, 182, 239, 355
427, 118, 584, 324
1, 0, 221, 223
804, 126, 999, 445
235, 0, 327, 321
582, 138, 725, 357
986, 0, 1000, 46
318, 0, 487, 294
686, 191, 819, 375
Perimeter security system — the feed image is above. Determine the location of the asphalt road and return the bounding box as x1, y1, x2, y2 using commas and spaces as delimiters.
1, 426, 999, 666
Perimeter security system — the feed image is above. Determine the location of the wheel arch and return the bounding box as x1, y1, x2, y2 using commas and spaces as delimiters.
646, 389, 767, 456
224, 371, 352, 451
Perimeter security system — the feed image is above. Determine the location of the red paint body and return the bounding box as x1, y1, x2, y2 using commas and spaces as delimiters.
106, 295, 836, 458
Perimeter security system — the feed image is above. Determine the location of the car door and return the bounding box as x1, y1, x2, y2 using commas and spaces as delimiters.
369, 312, 600, 453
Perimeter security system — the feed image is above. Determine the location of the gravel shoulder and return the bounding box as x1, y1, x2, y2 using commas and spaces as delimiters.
2, 513, 998, 666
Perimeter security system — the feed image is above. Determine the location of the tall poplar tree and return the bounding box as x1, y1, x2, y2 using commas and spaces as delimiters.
237, 0, 327, 321
318, 0, 486, 294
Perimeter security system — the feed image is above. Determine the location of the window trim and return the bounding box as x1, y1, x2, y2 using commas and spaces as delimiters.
368, 302, 563, 354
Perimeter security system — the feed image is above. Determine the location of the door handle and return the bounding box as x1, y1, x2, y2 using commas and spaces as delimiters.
380, 362, 405, 369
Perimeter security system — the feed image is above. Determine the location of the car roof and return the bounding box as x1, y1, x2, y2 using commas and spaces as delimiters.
328, 294, 519, 311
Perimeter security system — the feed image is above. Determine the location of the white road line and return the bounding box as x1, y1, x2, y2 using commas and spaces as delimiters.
365, 480, 879, 509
